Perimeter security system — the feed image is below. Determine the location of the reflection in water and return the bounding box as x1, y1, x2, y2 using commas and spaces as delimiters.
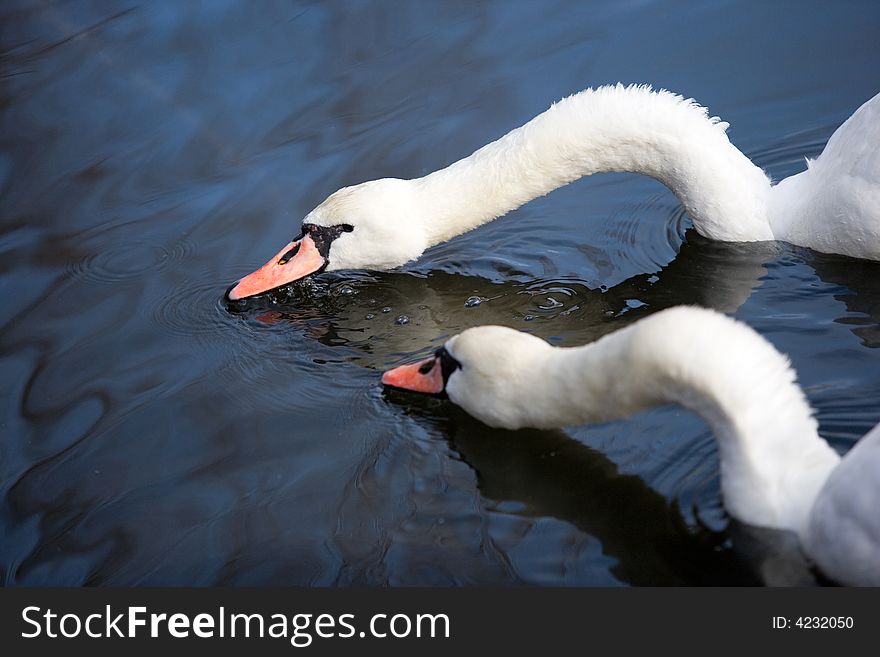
808, 253, 880, 348
409, 406, 762, 586
228, 231, 780, 370
391, 403, 828, 586
1, 1, 879, 586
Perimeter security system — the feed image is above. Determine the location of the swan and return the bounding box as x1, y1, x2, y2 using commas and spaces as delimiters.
380, 306, 880, 586
227, 84, 880, 300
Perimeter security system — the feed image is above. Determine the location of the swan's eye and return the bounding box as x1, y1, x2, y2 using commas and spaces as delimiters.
340, 223, 354, 232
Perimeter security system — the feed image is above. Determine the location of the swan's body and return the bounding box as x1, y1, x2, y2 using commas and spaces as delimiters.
382, 307, 880, 586
229, 85, 880, 299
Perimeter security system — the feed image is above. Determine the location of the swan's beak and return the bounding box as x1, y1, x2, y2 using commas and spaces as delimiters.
382, 357, 444, 395
226, 234, 325, 300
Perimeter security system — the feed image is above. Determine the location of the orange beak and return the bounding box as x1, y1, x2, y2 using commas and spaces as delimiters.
382, 357, 445, 395
227, 234, 325, 301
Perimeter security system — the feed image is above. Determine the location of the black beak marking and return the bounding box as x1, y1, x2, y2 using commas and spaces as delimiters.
435, 346, 462, 383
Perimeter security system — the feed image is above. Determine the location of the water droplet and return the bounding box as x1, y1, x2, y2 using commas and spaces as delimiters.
395, 315, 410, 325
337, 285, 355, 296
465, 296, 482, 307
365, 313, 375, 320
523, 314, 535, 322
381, 307, 391, 313
538, 296, 563, 310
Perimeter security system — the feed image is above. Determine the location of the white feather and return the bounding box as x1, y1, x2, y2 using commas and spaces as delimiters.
306, 85, 880, 269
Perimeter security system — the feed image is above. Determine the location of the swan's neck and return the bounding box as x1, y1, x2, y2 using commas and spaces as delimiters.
413, 85, 774, 245
533, 308, 839, 537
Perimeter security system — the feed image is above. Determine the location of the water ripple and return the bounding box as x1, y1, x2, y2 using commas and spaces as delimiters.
150, 277, 232, 341
66, 234, 195, 285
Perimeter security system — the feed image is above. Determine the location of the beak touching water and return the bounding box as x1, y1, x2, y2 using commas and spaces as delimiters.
226, 234, 325, 301
382, 356, 445, 395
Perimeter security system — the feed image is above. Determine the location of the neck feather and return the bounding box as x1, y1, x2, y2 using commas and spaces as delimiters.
414, 85, 773, 245
533, 307, 839, 538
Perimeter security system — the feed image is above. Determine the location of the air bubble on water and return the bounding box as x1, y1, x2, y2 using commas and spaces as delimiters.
381, 307, 391, 313
395, 315, 410, 325
365, 313, 375, 320
337, 285, 355, 296
465, 296, 483, 307
647, 275, 659, 284
523, 314, 535, 322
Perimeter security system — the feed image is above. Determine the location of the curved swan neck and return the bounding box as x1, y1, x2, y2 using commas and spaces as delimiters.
532, 308, 839, 536
413, 85, 774, 246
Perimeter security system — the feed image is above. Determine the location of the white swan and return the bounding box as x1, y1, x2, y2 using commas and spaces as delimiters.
381, 306, 880, 586
228, 84, 880, 299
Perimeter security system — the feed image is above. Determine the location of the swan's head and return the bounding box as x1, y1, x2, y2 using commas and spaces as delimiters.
227, 178, 427, 300
382, 325, 554, 430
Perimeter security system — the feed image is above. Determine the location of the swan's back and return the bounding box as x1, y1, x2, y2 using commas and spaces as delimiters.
815, 92, 880, 180
770, 92, 880, 260
805, 422, 880, 586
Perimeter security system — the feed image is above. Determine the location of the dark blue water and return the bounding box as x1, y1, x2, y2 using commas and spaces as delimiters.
1, 0, 878, 586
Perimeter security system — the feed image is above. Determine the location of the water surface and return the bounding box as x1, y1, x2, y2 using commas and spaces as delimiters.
2, 0, 879, 585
